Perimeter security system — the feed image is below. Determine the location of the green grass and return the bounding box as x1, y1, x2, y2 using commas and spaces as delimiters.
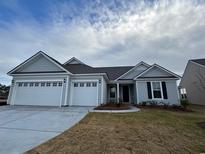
27, 105, 205, 154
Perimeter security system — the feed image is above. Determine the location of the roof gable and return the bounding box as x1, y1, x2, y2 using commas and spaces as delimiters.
8, 51, 71, 75
64, 57, 85, 65
115, 61, 150, 80
134, 64, 180, 79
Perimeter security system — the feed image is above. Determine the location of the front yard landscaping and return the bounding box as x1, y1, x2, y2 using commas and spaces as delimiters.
27, 105, 205, 154
94, 103, 131, 110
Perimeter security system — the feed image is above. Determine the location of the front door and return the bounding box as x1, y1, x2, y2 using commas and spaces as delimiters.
123, 86, 129, 102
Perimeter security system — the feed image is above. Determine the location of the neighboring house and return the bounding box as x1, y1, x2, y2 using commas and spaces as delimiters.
179, 59, 205, 105
7, 51, 180, 107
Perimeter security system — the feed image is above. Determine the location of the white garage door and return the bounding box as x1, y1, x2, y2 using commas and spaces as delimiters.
13, 81, 63, 106
72, 82, 98, 106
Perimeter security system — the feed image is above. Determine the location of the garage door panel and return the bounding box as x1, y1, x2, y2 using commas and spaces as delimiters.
14, 81, 63, 106
72, 82, 98, 106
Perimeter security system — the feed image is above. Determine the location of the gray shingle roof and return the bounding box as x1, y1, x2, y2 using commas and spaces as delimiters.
94, 66, 134, 80
191, 58, 205, 66
64, 64, 134, 80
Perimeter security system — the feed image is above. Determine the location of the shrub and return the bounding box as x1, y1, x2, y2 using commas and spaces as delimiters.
161, 102, 170, 109
141, 101, 147, 106
149, 101, 158, 106
180, 99, 190, 109
116, 102, 122, 107
172, 104, 180, 109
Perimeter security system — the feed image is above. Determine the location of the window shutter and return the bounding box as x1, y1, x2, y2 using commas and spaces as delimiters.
147, 82, 152, 99
162, 82, 168, 99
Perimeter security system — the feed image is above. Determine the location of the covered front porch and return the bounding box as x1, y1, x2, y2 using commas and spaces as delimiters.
107, 82, 136, 104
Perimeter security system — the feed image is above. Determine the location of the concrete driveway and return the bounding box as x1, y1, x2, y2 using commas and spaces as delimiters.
0, 105, 92, 154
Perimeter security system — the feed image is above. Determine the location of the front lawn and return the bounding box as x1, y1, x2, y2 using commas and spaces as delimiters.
27, 105, 205, 154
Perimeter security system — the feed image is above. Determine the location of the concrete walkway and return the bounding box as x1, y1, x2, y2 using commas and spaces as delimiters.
90, 106, 140, 113
0, 105, 92, 154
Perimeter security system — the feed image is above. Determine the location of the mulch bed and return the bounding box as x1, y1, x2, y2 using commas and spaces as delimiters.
197, 122, 205, 129
136, 105, 193, 112
94, 103, 131, 110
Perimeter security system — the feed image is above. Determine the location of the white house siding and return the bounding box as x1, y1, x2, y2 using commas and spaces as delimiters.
8, 74, 69, 106
18, 54, 63, 72
137, 80, 179, 105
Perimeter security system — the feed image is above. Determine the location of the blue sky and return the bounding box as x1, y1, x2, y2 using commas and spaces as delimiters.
0, 0, 205, 85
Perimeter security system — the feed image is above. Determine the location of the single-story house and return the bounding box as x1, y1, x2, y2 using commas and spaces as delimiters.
7, 51, 180, 107
179, 58, 205, 105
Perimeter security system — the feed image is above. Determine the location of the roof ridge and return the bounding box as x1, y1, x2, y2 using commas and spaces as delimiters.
94, 66, 134, 68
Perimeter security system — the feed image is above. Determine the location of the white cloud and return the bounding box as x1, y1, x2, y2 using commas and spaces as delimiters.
0, 0, 205, 85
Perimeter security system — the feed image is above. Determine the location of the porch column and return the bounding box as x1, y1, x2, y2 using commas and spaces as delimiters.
117, 83, 120, 103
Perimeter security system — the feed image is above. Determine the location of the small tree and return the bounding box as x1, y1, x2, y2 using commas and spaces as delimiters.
180, 99, 190, 109
0, 83, 10, 99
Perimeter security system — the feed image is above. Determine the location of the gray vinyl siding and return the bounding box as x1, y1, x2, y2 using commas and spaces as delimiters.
180, 61, 205, 105
137, 80, 179, 105
137, 82, 148, 103
18, 55, 63, 72
141, 66, 172, 77
121, 65, 148, 79
133, 83, 137, 104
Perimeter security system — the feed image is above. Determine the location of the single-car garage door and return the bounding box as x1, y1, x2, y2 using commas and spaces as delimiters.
13, 81, 63, 106
71, 81, 98, 106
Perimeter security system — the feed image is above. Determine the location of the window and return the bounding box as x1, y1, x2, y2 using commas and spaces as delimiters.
74, 83, 78, 87
30, 83, 34, 87
41, 82, 45, 87
46, 82, 51, 87
86, 82, 91, 87
34, 82, 39, 87
92, 82, 97, 87
18, 82, 23, 87
80, 83, 84, 87
180, 88, 187, 99
23, 83, 28, 87
152, 82, 162, 99
53, 82, 57, 87
180, 88, 186, 94
110, 86, 116, 98
58, 82, 62, 87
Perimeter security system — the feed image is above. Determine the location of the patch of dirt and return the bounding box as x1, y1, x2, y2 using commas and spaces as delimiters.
197, 121, 205, 129
94, 103, 131, 110
136, 105, 193, 112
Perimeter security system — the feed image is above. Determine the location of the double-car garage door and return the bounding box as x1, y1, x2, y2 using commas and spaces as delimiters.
13, 81, 63, 106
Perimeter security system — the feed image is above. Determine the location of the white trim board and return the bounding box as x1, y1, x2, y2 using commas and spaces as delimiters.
12, 73, 70, 76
